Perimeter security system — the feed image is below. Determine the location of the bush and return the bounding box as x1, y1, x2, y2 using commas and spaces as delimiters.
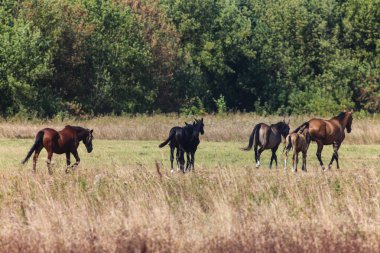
214, 95, 227, 115
180, 97, 206, 116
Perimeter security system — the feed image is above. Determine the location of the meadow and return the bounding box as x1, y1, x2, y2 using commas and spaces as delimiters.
0, 114, 379, 252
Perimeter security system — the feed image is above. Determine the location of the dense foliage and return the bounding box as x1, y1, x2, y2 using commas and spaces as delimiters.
0, 0, 378, 117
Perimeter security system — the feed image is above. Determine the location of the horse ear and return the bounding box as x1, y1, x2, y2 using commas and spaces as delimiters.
201, 118, 203, 122
90, 129, 93, 134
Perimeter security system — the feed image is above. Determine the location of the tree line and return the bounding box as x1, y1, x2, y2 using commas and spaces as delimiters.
0, 0, 379, 117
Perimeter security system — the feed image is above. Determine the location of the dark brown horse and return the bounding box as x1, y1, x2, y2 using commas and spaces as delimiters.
242, 121, 290, 169
159, 118, 204, 173
22, 125, 93, 174
292, 111, 353, 170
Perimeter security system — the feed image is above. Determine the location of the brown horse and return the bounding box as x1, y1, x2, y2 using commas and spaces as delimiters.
292, 111, 353, 170
22, 125, 93, 174
284, 123, 311, 172
242, 121, 290, 169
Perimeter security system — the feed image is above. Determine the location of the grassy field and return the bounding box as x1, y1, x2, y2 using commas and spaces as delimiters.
0, 135, 379, 252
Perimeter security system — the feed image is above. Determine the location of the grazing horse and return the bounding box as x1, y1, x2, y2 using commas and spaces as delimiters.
284, 123, 311, 172
22, 125, 93, 174
292, 111, 353, 170
242, 121, 290, 169
159, 118, 204, 173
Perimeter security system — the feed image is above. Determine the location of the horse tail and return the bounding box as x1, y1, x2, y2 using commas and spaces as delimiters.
159, 129, 175, 148
242, 124, 261, 151
22, 131, 44, 164
283, 134, 292, 154
292, 122, 309, 134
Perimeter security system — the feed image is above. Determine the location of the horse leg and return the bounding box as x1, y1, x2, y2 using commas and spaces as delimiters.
176, 148, 180, 172
32, 146, 43, 173
292, 152, 296, 172
271, 146, 279, 169
179, 150, 185, 173
302, 151, 307, 172
65, 152, 71, 173
46, 151, 53, 175
71, 149, 81, 170
186, 152, 191, 172
170, 146, 175, 173
316, 141, 325, 170
284, 149, 288, 170
295, 153, 299, 172
191, 152, 195, 171
328, 142, 341, 170
256, 146, 265, 168
335, 144, 341, 169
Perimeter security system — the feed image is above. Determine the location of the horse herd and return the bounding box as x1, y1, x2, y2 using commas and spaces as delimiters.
21, 111, 353, 174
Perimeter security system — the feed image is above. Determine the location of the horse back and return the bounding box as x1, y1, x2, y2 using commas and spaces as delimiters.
309, 118, 344, 144
59, 126, 78, 141
258, 123, 281, 148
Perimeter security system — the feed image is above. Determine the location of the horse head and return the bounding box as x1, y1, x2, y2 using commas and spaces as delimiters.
279, 121, 290, 138
346, 111, 353, 133
193, 118, 204, 136
83, 129, 94, 153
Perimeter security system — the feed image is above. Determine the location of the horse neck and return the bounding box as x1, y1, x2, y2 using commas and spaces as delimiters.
274, 123, 286, 136
74, 127, 87, 141
184, 125, 199, 141
336, 113, 350, 129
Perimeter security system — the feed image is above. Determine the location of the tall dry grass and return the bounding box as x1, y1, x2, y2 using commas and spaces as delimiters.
0, 164, 379, 252
0, 113, 379, 144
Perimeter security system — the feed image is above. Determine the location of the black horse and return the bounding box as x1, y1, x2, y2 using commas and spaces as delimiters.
159, 118, 204, 173
242, 120, 290, 169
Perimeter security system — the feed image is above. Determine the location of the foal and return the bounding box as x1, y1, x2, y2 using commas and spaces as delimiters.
284, 124, 311, 172
22, 125, 93, 174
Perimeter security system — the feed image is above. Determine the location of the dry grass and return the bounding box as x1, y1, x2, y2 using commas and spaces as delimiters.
0, 139, 379, 252
0, 113, 379, 144
0, 164, 379, 252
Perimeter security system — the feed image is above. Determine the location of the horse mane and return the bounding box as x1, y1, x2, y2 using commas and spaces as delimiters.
65, 125, 87, 131
333, 112, 347, 120
272, 121, 286, 128
183, 124, 194, 134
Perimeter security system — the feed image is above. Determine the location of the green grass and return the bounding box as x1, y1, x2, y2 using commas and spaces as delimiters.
5, 139, 379, 172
